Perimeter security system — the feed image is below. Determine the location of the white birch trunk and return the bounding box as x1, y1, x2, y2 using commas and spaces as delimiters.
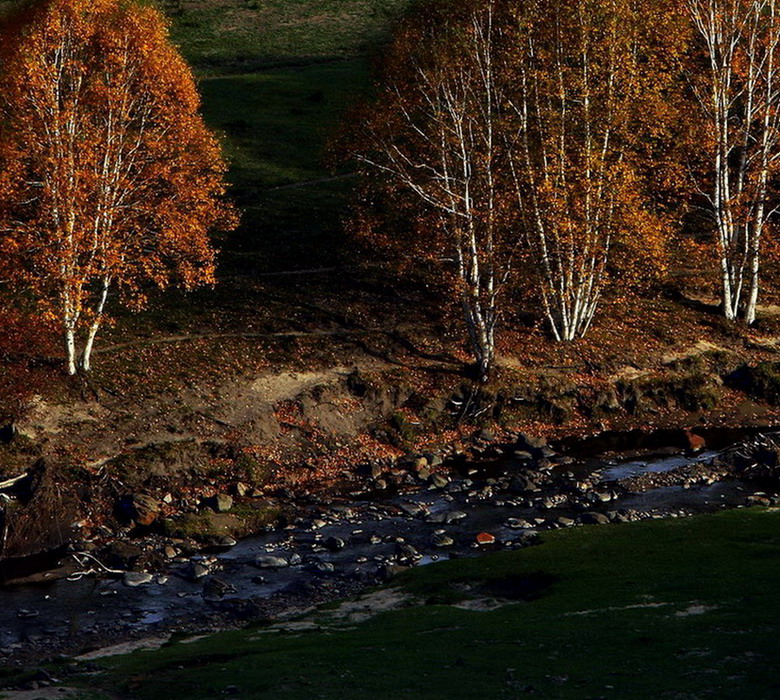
690, 0, 780, 325
81, 275, 111, 372
361, 3, 506, 380
65, 327, 77, 376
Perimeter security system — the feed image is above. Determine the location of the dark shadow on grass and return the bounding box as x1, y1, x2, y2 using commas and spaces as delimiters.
478, 571, 558, 602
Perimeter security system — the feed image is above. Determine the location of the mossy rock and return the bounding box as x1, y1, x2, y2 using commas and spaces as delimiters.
666, 348, 743, 377
161, 503, 279, 542
727, 362, 780, 405
110, 440, 208, 483
617, 372, 720, 414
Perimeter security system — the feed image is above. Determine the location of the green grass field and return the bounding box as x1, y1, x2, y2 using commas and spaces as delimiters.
199, 61, 370, 271
167, 0, 410, 74
72, 508, 780, 699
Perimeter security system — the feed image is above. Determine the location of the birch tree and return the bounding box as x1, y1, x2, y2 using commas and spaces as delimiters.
0, 0, 235, 374
506, 0, 673, 341
357, 1, 512, 380
688, 0, 780, 324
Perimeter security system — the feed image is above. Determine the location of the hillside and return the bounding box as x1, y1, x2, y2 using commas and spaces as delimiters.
3, 0, 780, 563
165, 0, 411, 73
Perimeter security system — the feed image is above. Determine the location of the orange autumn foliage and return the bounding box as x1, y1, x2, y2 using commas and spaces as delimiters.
504, 0, 688, 340
0, 0, 236, 374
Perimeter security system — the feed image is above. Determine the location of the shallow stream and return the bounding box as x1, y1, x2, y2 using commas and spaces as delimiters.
0, 440, 761, 660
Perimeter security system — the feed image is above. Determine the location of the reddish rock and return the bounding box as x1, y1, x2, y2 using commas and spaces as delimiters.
684, 429, 706, 453
476, 532, 496, 545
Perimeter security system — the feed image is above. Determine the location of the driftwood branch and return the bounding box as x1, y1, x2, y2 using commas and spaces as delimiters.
0, 472, 28, 491
67, 552, 125, 581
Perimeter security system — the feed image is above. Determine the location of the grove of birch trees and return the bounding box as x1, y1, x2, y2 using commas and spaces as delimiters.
353, 0, 780, 379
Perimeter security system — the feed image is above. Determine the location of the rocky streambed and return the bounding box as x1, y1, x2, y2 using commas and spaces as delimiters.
1, 429, 779, 672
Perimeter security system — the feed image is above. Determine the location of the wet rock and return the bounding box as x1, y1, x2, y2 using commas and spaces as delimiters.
203, 577, 236, 600
325, 536, 346, 552
555, 517, 575, 528
429, 473, 451, 489
16, 609, 39, 619
445, 510, 468, 524
431, 531, 454, 547
306, 559, 335, 574
505, 518, 532, 529
509, 475, 537, 494
609, 510, 633, 523
398, 502, 428, 518
747, 494, 772, 506
512, 450, 535, 463
116, 493, 160, 527
123, 571, 153, 587
396, 543, 422, 561
413, 456, 429, 471
234, 482, 250, 497
254, 555, 289, 569
102, 541, 144, 570
183, 562, 211, 581
428, 453, 444, 468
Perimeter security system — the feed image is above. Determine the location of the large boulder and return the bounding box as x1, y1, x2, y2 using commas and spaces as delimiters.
116, 493, 160, 527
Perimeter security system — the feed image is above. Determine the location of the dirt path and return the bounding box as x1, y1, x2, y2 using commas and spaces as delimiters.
92, 328, 381, 355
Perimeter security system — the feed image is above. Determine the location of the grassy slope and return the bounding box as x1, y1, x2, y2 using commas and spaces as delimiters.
81, 508, 780, 699
167, 0, 411, 74
198, 61, 369, 272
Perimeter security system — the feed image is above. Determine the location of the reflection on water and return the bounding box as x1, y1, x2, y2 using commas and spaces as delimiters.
599, 451, 716, 481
